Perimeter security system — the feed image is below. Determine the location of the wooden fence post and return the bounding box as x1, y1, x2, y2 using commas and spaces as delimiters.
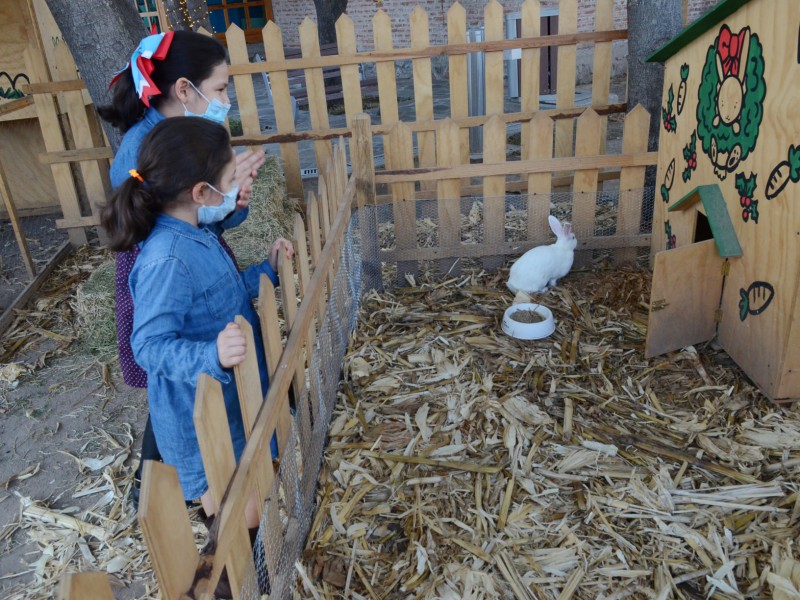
591, 0, 614, 152
572, 108, 603, 268
194, 374, 254, 596
299, 18, 333, 170
387, 122, 417, 283
436, 119, 463, 276
482, 115, 507, 270
520, 0, 542, 162
352, 113, 382, 291
58, 573, 114, 600
447, 3, 469, 165
555, 0, 578, 159
617, 104, 650, 264
138, 461, 200, 600
527, 112, 554, 244
335, 14, 363, 125
410, 6, 437, 191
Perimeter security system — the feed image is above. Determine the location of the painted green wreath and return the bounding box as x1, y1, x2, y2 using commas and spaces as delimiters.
696, 25, 766, 179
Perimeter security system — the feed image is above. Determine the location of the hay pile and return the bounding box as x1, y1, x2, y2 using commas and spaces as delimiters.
224, 154, 298, 269
71, 259, 117, 362
299, 268, 800, 599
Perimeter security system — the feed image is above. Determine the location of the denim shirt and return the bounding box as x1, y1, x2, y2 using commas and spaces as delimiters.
129, 214, 277, 499
110, 107, 247, 230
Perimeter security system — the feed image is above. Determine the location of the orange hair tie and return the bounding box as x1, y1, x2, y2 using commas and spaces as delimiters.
129, 169, 145, 183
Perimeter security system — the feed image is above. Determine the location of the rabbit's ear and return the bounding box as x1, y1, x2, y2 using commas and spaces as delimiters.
563, 222, 572, 237
548, 215, 563, 237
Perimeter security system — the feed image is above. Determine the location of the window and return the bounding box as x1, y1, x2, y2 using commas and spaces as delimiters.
208, 0, 274, 43
133, 0, 165, 33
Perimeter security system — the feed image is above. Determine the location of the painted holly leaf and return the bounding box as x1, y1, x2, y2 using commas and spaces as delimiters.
680, 64, 690, 81
661, 184, 670, 203
750, 200, 759, 223
666, 85, 674, 112
789, 145, 800, 182
735, 172, 757, 197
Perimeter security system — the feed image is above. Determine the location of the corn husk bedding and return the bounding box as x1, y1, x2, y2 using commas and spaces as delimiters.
299, 267, 800, 599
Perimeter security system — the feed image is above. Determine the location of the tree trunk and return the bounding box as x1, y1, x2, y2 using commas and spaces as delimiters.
45, 0, 145, 151
313, 0, 348, 46
627, 0, 683, 157
162, 0, 211, 32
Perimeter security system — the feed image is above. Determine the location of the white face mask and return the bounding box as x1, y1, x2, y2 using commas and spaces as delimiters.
184, 81, 231, 124
198, 182, 239, 225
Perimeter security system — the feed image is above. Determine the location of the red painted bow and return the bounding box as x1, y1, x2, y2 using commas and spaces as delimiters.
717, 25, 747, 78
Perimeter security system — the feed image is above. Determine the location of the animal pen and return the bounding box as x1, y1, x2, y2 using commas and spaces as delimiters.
58, 1, 800, 599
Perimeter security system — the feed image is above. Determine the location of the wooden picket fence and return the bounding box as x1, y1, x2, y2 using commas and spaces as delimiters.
226, 0, 631, 201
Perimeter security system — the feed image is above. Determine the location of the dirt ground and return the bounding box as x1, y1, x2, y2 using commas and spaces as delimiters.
0, 245, 156, 599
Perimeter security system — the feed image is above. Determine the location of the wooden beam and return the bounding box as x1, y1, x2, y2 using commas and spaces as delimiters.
231, 103, 628, 146
374, 152, 658, 184
39, 146, 113, 165
0, 242, 72, 335
381, 235, 651, 262
22, 80, 86, 94
58, 573, 114, 600
55, 215, 100, 230
229, 29, 628, 74
0, 156, 36, 278
0, 96, 34, 117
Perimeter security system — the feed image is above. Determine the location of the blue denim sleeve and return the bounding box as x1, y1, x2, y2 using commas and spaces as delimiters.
130, 257, 230, 385
241, 260, 279, 299
219, 205, 248, 231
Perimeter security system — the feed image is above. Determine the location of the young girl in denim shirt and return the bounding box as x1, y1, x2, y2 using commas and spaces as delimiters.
101, 117, 291, 522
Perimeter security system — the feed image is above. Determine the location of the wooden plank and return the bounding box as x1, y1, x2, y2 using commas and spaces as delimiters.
299, 18, 333, 170
645, 240, 723, 358
230, 30, 629, 75
263, 22, 303, 201
436, 119, 463, 275
293, 213, 311, 297
484, 0, 505, 116
318, 174, 331, 240
352, 113, 382, 291
22, 80, 86, 94
62, 91, 109, 244
0, 157, 36, 278
227, 24, 262, 153
482, 115, 506, 270
233, 316, 264, 436
375, 150, 658, 184
193, 375, 252, 595
527, 112, 554, 243
230, 102, 628, 146
305, 192, 326, 318
520, 0, 541, 160
616, 105, 650, 264
572, 109, 603, 268
447, 3, 469, 164
382, 234, 651, 262
554, 0, 578, 159
387, 122, 417, 283
199, 181, 357, 594
58, 573, 114, 600
39, 146, 114, 164
0, 96, 34, 118
0, 242, 71, 335
410, 6, 436, 191
335, 14, 363, 126
25, 46, 86, 247
55, 215, 100, 230
139, 461, 199, 600
591, 0, 614, 152
374, 11, 400, 128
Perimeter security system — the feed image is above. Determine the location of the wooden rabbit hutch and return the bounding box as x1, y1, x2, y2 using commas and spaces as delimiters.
57, 2, 800, 600
646, 0, 800, 401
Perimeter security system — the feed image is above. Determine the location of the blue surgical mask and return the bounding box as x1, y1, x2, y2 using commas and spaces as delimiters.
198, 182, 239, 225
184, 81, 231, 124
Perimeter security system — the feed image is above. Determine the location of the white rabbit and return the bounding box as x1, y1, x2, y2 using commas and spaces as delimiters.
507, 215, 577, 294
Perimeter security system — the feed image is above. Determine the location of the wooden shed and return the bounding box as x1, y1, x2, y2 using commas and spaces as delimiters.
646, 0, 800, 401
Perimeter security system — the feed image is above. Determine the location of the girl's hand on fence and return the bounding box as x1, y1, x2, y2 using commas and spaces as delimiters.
217, 322, 247, 368
269, 238, 295, 272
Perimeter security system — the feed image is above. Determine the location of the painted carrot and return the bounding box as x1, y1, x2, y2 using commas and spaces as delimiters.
677, 64, 689, 114
739, 281, 775, 321
766, 145, 800, 199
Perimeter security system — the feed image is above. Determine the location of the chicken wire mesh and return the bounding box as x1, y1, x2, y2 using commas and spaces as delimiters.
234, 186, 654, 597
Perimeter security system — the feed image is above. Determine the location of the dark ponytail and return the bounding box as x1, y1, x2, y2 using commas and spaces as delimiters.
98, 31, 227, 133
102, 117, 232, 251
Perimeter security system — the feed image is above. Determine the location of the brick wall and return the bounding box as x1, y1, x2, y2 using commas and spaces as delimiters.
269, 0, 722, 82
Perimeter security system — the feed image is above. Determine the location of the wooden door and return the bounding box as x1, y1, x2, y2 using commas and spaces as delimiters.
645, 239, 724, 358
